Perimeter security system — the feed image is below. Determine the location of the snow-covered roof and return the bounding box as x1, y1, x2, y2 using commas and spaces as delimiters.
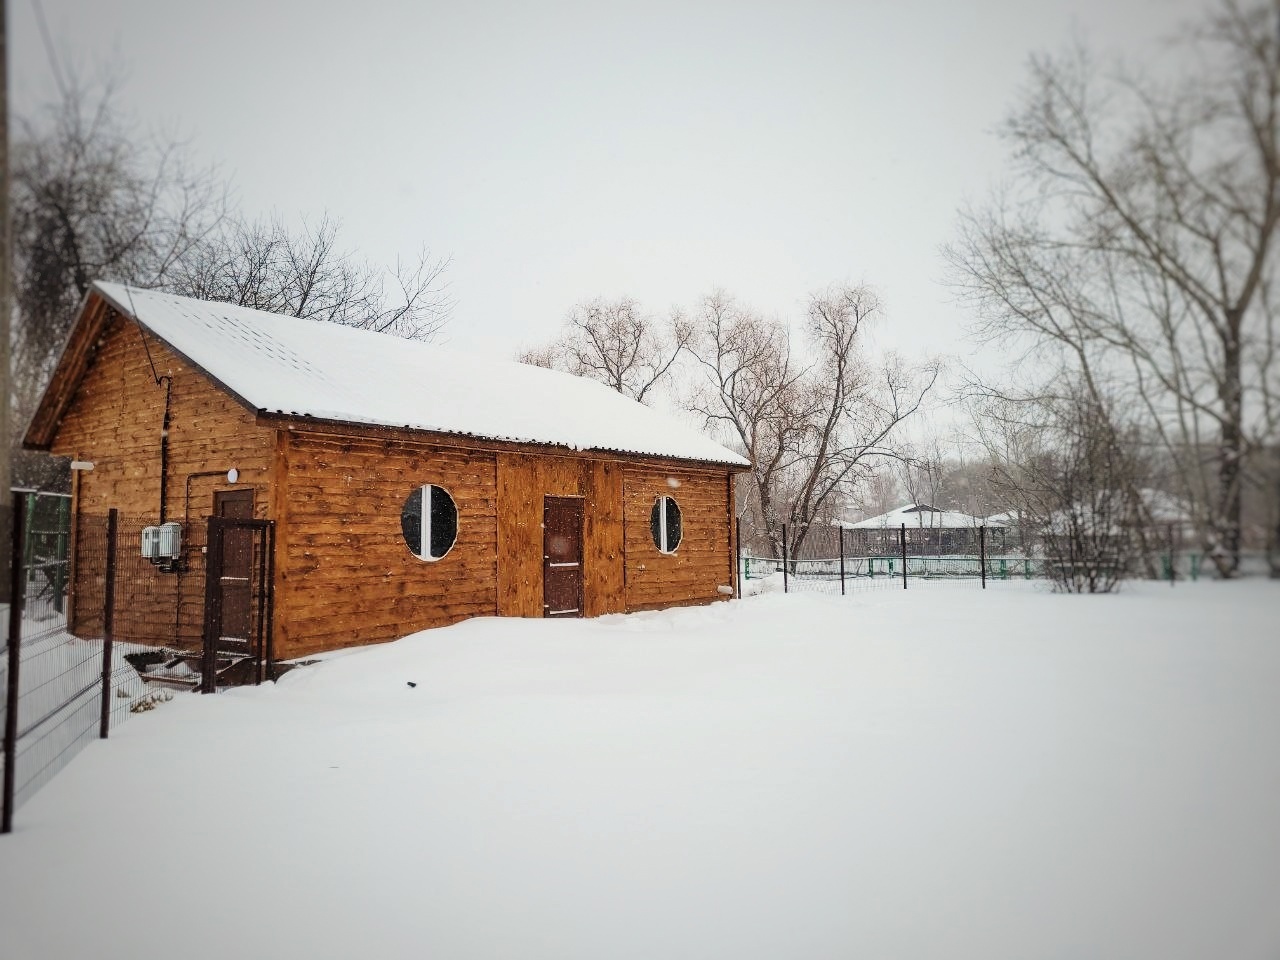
841, 504, 1004, 530
985, 511, 1021, 526
1139, 488, 1193, 524
90, 283, 748, 467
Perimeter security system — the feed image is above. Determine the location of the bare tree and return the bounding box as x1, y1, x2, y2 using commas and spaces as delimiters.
849, 466, 903, 520
12, 81, 455, 490
689, 288, 939, 558
11, 79, 224, 488
171, 213, 453, 340
896, 455, 944, 512
986, 387, 1144, 593
519, 297, 689, 403
935, 455, 1008, 521
948, 1, 1280, 577
688, 291, 803, 554
894, 443, 951, 555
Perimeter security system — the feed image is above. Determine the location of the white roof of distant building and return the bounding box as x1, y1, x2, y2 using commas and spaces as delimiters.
91, 282, 748, 467
841, 503, 1004, 530
984, 511, 1021, 525
1139, 488, 1193, 524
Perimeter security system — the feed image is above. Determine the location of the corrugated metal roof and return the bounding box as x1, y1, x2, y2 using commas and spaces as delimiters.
94, 282, 748, 467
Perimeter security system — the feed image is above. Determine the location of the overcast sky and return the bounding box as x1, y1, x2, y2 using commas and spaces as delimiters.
12, 0, 1210, 369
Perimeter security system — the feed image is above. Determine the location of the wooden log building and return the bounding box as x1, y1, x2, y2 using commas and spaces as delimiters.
24, 282, 749, 660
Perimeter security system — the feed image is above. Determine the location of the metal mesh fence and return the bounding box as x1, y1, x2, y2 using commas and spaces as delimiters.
72, 513, 208, 649
3, 499, 282, 829
18, 492, 71, 625
738, 522, 1212, 596
9, 635, 139, 812
2, 501, 164, 831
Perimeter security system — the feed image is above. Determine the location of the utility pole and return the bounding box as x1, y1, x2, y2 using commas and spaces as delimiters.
0, 0, 12, 604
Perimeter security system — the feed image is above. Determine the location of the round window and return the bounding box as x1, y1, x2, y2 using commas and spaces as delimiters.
650, 496, 682, 553
401, 484, 458, 561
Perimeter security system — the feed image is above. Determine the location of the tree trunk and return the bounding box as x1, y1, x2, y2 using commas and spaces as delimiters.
1211, 318, 1244, 578
1270, 446, 1280, 579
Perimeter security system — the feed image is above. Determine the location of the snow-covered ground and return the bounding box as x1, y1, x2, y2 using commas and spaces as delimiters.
0, 620, 147, 809
2, 581, 1278, 960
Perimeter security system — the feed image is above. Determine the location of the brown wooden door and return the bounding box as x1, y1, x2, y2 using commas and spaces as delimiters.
543, 497, 584, 618
214, 489, 254, 640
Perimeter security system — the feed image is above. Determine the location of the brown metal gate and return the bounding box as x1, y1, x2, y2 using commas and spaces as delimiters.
201, 517, 276, 693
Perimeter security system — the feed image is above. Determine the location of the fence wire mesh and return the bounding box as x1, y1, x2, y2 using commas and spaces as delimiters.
4, 500, 281, 830
2, 501, 163, 829
738, 522, 1208, 596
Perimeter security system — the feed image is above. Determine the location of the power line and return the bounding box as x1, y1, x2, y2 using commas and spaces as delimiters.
28, 0, 67, 99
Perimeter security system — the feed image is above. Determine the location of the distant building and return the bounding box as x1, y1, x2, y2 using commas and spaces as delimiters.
840, 503, 1006, 556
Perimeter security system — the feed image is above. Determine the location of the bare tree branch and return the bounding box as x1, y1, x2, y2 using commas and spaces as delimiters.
688, 287, 939, 558
946, 0, 1280, 576
518, 297, 689, 403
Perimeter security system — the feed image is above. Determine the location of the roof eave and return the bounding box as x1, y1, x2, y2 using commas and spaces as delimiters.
23, 287, 108, 451
23, 283, 265, 451
255, 411, 752, 471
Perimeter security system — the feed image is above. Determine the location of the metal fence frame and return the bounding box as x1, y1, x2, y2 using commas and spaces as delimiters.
2, 496, 116, 833
3, 497, 278, 833
739, 521, 1203, 596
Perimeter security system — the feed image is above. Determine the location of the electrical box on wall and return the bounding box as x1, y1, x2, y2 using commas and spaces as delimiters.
157, 522, 182, 559
142, 523, 182, 564
141, 526, 161, 558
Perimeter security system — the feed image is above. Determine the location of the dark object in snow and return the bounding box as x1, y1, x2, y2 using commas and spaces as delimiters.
124, 649, 171, 673
406, 681, 417, 688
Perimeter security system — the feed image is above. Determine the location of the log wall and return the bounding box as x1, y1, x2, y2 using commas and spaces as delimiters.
273, 432, 499, 659
622, 464, 734, 612
494, 453, 625, 618
49, 309, 274, 646
40, 298, 738, 656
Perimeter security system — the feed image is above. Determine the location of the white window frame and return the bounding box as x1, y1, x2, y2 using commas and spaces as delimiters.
407, 483, 456, 562
653, 495, 682, 554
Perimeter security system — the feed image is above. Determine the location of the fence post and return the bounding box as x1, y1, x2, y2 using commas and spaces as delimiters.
255, 523, 269, 685
99, 510, 119, 739
899, 523, 907, 590
839, 527, 846, 596
265, 522, 277, 682
201, 518, 223, 695
20, 493, 34, 574
735, 516, 742, 600
979, 525, 987, 590
781, 524, 789, 594
3, 495, 28, 834
53, 497, 70, 613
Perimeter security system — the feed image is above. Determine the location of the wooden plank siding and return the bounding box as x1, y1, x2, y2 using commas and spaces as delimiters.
494, 453, 624, 618
48, 310, 274, 647
622, 464, 734, 612
274, 432, 499, 659
35, 295, 741, 658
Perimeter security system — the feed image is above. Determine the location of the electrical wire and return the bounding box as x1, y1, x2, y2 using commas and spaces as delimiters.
28, 0, 68, 100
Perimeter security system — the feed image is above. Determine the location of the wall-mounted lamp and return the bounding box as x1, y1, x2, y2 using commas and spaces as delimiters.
227, 468, 239, 484
70, 461, 95, 471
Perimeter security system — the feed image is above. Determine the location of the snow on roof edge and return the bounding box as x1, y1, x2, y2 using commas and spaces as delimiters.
94, 282, 751, 468
255, 407, 753, 468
